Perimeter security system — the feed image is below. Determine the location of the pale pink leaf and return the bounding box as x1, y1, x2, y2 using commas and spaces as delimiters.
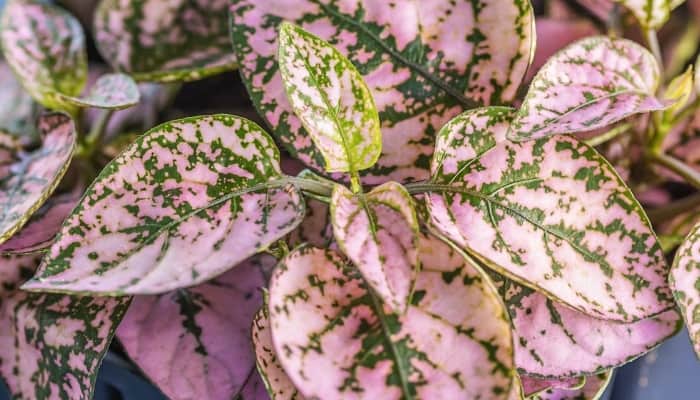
521, 375, 585, 397
268, 234, 514, 399
618, 0, 684, 29
331, 181, 419, 311
528, 371, 613, 400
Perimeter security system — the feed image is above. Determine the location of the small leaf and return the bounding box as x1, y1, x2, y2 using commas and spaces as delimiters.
278, 23, 381, 174
23, 115, 305, 295
95, 0, 237, 82
230, 0, 535, 182
520, 375, 585, 397
0, 113, 76, 246
669, 222, 700, 359
117, 256, 269, 400
268, 234, 515, 399
0, 253, 129, 400
617, 0, 684, 29
527, 371, 613, 400
0, 193, 78, 255
57, 73, 140, 110
252, 306, 303, 400
492, 273, 679, 377
427, 107, 672, 321
0, 0, 87, 110
331, 181, 419, 311
510, 36, 668, 141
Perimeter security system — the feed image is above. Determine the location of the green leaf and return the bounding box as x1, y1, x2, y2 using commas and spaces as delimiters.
230, 0, 535, 182
427, 107, 672, 322
278, 22, 381, 175
23, 114, 305, 295
95, 0, 237, 82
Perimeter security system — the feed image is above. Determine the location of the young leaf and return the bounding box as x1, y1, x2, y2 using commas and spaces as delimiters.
669, 222, 700, 359
427, 107, 672, 321
331, 181, 419, 311
0, 253, 129, 400
528, 371, 612, 400
56, 73, 140, 110
662, 66, 693, 119
117, 256, 269, 400
230, 0, 535, 182
0, 0, 87, 110
23, 115, 305, 295
618, 0, 683, 29
520, 375, 585, 397
252, 306, 303, 400
510, 36, 668, 141
0, 113, 76, 246
278, 23, 381, 174
95, 0, 237, 82
268, 234, 515, 399
492, 273, 679, 378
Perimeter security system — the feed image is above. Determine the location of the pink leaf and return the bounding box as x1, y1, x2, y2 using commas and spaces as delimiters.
527, 371, 613, 400
670, 222, 700, 359
520, 375, 585, 397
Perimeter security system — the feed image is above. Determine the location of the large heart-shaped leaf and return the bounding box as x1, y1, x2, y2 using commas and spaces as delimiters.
0, 113, 76, 246
278, 23, 381, 175
23, 114, 305, 295
0, 253, 129, 400
618, 0, 684, 29
230, 0, 535, 183
669, 221, 700, 358
94, 0, 237, 82
510, 36, 668, 141
268, 234, 515, 399
117, 256, 269, 400
252, 306, 303, 400
427, 107, 671, 321
528, 371, 612, 400
492, 273, 679, 377
331, 181, 419, 311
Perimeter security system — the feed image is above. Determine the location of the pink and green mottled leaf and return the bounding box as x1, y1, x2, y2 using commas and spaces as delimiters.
528, 371, 613, 400
268, 234, 515, 399
427, 107, 672, 321
520, 375, 585, 397
331, 181, 419, 311
0, 113, 76, 246
491, 273, 679, 377
0, 193, 77, 255
117, 256, 268, 400
57, 73, 140, 110
95, 0, 237, 83
617, 0, 684, 29
0, 63, 38, 137
230, 0, 535, 183
278, 23, 381, 174
252, 306, 303, 400
0, 0, 87, 111
510, 37, 668, 141
669, 221, 700, 359
23, 114, 305, 295
0, 253, 129, 400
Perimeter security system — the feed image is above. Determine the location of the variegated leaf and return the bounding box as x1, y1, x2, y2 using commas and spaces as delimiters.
252, 307, 303, 400
0, 253, 129, 400
230, 0, 535, 183
278, 23, 381, 174
331, 181, 419, 311
492, 273, 679, 378
57, 73, 140, 110
0, 0, 87, 111
0, 63, 38, 138
23, 114, 305, 295
427, 107, 672, 321
0, 193, 77, 255
95, 0, 237, 82
268, 234, 515, 399
521, 376, 585, 397
669, 221, 700, 359
510, 36, 668, 141
617, 0, 684, 29
528, 371, 612, 400
117, 256, 269, 400
0, 113, 76, 246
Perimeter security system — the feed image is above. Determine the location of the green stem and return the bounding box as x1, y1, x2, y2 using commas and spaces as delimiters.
648, 152, 700, 189
585, 123, 632, 147
646, 192, 700, 225
645, 29, 663, 69
284, 175, 335, 199
86, 109, 114, 148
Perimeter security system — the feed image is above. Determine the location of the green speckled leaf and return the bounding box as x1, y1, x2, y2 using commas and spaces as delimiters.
0, 253, 129, 400
278, 23, 381, 174
427, 107, 672, 322
23, 114, 305, 295
57, 73, 140, 110
230, 0, 535, 183
0, 113, 76, 246
95, 0, 237, 82
269, 234, 515, 399
669, 221, 700, 359
617, 0, 684, 29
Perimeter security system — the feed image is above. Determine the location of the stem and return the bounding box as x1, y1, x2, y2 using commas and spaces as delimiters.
585, 123, 632, 147
645, 29, 663, 69
647, 192, 700, 225
284, 175, 335, 199
648, 152, 700, 189
350, 173, 362, 193
86, 109, 114, 148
